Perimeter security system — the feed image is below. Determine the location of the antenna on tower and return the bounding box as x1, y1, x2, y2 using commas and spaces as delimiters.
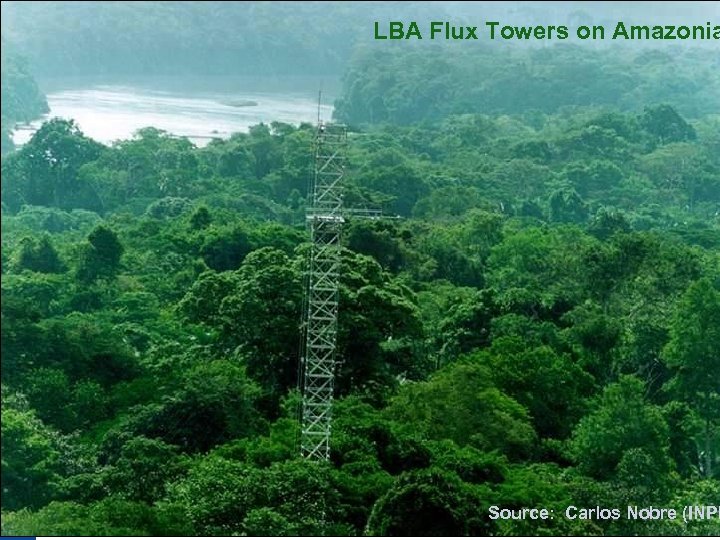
317, 89, 322, 125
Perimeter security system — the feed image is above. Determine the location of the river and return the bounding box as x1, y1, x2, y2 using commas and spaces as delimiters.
12, 76, 337, 147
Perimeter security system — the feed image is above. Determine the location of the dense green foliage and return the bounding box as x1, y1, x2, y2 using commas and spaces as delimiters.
1, 11, 719, 534
335, 46, 720, 125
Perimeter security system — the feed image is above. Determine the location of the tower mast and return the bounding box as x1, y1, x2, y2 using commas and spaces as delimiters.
299, 120, 346, 460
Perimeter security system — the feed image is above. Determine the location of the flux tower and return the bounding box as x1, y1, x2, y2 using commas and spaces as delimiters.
299, 121, 347, 460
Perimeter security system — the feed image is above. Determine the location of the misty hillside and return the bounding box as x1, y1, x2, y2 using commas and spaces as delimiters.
0, 1, 441, 76
3, 0, 718, 80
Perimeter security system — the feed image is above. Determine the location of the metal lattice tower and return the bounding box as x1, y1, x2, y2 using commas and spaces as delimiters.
299, 122, 347, 461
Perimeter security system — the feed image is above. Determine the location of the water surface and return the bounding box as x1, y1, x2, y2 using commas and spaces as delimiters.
13, 76, 337, 146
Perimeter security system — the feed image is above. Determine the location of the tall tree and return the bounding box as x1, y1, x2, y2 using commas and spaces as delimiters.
77, 225, 124, 283
570, 376, 673, 484
663, 278, 720, 478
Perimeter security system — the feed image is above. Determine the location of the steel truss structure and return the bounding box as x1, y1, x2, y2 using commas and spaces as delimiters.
299, 122, 347, 461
